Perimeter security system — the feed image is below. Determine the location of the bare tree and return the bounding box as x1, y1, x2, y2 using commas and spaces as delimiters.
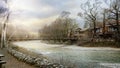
110, 0, 120, 41
40, 11, 78, 42
78, 0, 102, 38
105, 0, 120, 41
0, 0, 9, 48
102, 9, 109, 37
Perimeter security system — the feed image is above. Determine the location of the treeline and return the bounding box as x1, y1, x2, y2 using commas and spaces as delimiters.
78, 0, 120, 42
39, 0, 120, 44
39, 11, 78, 42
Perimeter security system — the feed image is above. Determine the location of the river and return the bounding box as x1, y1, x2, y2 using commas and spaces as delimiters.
12, 40, 120, 68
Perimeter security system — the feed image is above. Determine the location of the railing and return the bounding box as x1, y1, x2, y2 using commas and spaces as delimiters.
0, 54, 6, 68
8, 37, 78, 41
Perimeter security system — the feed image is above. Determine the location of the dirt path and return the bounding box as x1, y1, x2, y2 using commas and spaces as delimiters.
0, 48, 35, 68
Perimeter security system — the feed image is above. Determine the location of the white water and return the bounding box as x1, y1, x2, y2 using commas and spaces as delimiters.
12, 40, 120, 68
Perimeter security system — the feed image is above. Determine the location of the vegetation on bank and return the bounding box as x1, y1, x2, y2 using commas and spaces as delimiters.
38, 0, 120, 48
39, 11, 79, 42
81, 41, 120, 48
9, 43, 75, 68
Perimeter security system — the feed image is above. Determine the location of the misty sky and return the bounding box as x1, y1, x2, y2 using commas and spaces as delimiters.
0, 0, 106, 32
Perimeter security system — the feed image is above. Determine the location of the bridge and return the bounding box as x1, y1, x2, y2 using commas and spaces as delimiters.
8, 37, 78, 41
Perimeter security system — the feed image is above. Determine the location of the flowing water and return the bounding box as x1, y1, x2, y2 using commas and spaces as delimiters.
12, 40, 120, 68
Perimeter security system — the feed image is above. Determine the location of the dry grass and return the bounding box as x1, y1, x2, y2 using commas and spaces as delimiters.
0, 48, 35, 68
84, 41, 120, 48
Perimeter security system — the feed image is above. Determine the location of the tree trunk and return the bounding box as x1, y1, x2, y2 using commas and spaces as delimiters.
1, 21, 7, 48
1, 15, 9, 48
93, 21, 96, 38
115, 9, 120, 42
103, 11, 106, 38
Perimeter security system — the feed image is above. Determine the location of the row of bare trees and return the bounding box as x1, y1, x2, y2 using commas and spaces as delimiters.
79, 0, 120, 42
39, 11, 78, 42
39, 0, 120, 42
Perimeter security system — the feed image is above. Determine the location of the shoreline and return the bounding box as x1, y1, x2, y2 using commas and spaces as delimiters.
8, 43, 68, 68
9, 41, 120, 68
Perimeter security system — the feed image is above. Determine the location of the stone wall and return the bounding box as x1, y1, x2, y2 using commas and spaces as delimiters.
7, 48, 68, 68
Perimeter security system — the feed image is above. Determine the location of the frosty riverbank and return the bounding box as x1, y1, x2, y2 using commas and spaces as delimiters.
12, 40, 120, 68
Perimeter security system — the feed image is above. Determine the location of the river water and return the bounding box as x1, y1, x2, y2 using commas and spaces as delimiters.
12, 40, 120, 68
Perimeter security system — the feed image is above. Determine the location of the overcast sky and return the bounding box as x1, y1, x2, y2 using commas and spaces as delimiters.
0, 0, 106, 32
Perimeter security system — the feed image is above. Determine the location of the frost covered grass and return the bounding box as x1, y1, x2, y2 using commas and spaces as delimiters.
10, 41, 120, 68
49, 54, 100, 68
49, 54, 76, 68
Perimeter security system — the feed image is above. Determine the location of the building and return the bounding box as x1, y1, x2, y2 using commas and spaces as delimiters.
91, 20, 120, 39
68, 28, 89, 41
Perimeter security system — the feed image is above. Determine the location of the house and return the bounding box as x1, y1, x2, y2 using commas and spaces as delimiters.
91, 20, 120, 39
68, 28, 81, 40
68, 28, 89, 41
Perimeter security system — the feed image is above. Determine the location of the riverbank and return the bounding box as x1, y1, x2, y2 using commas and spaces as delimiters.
39, 40, 120, 48
10, 40, 120, 68
0, 48, 35, 68
82, 41, 120, 48
8, 43, 69, 68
